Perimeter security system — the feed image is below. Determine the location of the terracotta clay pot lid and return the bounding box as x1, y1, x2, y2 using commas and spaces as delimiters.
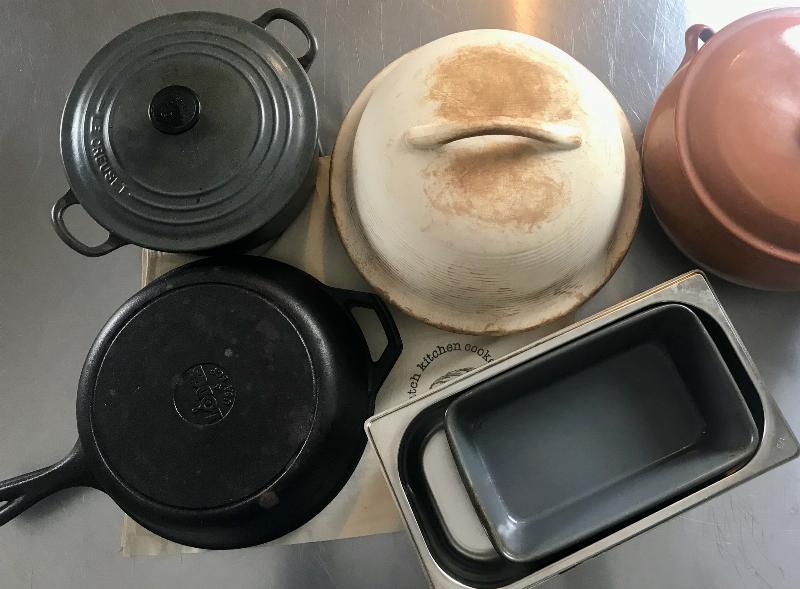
676, 8, 800, 263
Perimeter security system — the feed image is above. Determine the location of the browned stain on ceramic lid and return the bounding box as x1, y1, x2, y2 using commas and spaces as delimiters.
423, 143, 564, 229
423, 44, 578, 229
426, 44, 576, 121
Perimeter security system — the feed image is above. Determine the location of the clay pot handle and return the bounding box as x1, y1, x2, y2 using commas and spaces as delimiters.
405, 117, 583, 150
680, 24, 714, 68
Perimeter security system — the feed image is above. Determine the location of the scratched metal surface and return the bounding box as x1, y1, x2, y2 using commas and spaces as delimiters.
0, 0, 798, 588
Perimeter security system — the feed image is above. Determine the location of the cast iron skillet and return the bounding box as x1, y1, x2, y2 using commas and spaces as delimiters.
0, 256, 402, 548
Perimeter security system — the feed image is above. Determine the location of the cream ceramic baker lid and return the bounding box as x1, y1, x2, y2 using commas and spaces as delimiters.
331, 30, 641, 335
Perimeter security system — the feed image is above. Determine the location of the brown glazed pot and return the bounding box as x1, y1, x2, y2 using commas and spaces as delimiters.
643, 9, 800, 290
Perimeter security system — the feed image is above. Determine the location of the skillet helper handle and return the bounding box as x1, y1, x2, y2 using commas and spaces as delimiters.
253, 8, 318, 70
680, 24, 714, 68
328, 287, 403, 396
51, 191, 127, 257
405, 117, 583, 150
0, 441, 92, 526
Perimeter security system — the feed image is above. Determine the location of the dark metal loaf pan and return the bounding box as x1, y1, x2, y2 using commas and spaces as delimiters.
445, 303, 758, 564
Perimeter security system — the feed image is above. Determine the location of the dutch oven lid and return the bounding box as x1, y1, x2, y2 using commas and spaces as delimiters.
60, 11, 318, 252
677, 8, 800, 260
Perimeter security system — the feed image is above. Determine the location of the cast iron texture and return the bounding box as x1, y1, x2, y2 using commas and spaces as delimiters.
0, 256, 402, 548
51, 9, 319, 256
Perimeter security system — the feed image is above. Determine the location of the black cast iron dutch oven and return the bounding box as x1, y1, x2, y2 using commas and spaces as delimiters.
51, 8, 319, 257
0, 256, 402, 548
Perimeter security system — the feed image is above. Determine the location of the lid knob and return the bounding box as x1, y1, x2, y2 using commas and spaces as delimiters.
148, 85, 200, 134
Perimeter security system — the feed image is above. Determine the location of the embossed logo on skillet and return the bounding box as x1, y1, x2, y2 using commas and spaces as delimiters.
173, 363, 236, 426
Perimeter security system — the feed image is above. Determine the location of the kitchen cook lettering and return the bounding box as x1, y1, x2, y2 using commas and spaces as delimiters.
407, 342, 493, 397
88, 115, 128, 195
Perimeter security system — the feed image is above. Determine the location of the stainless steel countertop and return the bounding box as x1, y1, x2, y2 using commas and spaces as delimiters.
0, 1, 798, 588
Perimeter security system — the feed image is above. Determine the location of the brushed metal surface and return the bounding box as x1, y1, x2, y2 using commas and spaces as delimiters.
1, 1, 799, 588
366, 272, 799, 588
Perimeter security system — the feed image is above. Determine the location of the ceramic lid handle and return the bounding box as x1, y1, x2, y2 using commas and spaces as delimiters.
405, 117, 583, 150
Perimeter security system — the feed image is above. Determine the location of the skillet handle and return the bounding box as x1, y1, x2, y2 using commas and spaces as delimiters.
0, 441, 93, 526
328, 287, 403, 396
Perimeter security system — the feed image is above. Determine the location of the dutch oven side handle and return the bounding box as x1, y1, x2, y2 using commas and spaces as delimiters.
253, 8, 319, 71
51, 191, 127, 257
327, 287, 403, 396
0, 441, 96, 526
